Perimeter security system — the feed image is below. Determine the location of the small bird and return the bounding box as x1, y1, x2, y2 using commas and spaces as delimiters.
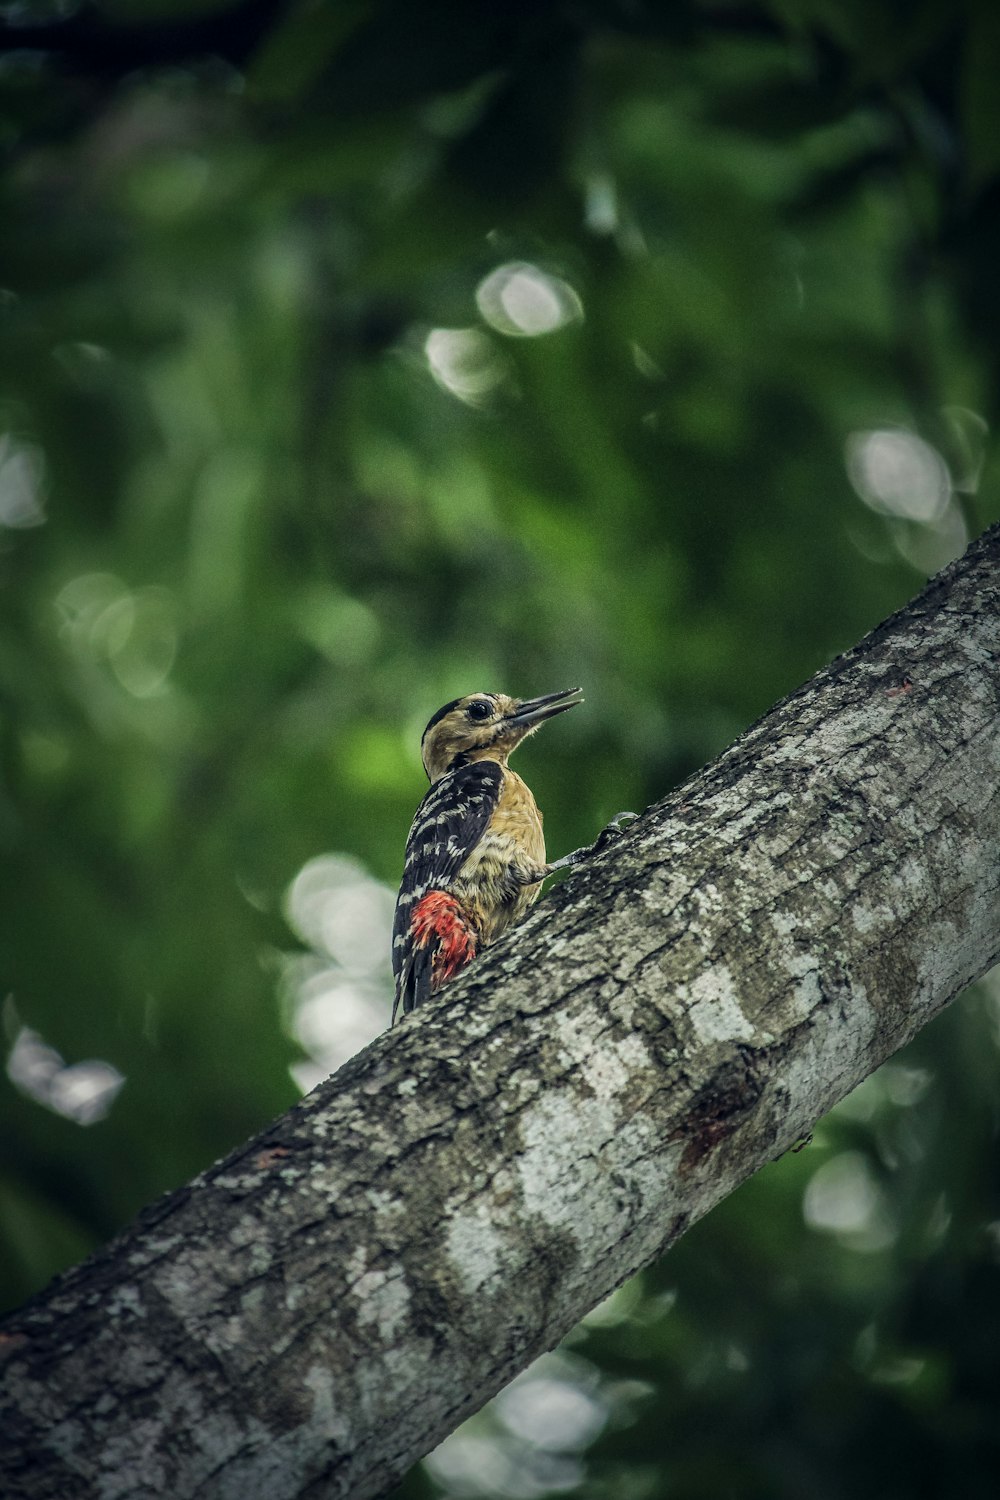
392, 688, 584, 1022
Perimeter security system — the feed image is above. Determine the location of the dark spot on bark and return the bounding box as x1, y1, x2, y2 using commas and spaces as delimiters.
255, 1146, 292, 1169
269, 1380, 316, 1430
532, 1228, 580, 1296
672, 1048, 764, 1174
408, 1278, 459, 1355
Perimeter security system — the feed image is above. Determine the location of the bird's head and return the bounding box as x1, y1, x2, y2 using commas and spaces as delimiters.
420, 688, 584, 783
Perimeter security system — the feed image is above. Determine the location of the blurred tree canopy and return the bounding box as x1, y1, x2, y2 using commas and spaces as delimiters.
2, 1, 1000, 1497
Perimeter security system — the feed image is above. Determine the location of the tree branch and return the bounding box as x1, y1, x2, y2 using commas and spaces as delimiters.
4, 525, 1000, 1500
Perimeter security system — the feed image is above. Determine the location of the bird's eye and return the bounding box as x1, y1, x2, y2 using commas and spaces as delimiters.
466, 700, 492, 721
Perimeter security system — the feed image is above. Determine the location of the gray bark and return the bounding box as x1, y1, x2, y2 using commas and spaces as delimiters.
3, 525, 1000, 1500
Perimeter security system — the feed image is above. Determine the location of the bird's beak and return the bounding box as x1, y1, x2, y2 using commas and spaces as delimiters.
507, 687, 584, 729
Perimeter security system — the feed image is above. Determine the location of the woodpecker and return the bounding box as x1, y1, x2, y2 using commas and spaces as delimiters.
392, 688, 584, 1022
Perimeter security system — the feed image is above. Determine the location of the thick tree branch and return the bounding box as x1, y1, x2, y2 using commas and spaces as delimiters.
4, 526, 1000, 1499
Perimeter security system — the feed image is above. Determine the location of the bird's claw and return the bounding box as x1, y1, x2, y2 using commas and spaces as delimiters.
546, 812, 639, 874
591, 810, 639, 854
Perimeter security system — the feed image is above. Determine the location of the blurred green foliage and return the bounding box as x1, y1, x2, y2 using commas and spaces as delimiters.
2, 1, 1000, 1496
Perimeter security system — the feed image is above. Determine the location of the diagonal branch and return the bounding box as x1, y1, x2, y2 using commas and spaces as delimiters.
4, 526, 1000, 1500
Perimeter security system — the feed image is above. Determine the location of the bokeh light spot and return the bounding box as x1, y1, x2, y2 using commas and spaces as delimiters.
0, 433, 46, 528
55, 574, 179, 696
426, 1353, 605, 1498
425, 327, 508, 404
283, 854, 394, 1088
7, 1026, 125, 1127
475, 262, 583, 338
845, 428, 950, 523
803, 1150, 896, 1252
286, 854, 395, 974
494, 1374, 606, 1452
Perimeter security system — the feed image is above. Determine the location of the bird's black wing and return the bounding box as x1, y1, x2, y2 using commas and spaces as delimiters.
392, 759, 503, 1020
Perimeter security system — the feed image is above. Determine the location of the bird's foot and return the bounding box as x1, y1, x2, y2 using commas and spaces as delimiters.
546, 812, 639, 873
544, 848, 587, 874
591, 810, 639, 854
